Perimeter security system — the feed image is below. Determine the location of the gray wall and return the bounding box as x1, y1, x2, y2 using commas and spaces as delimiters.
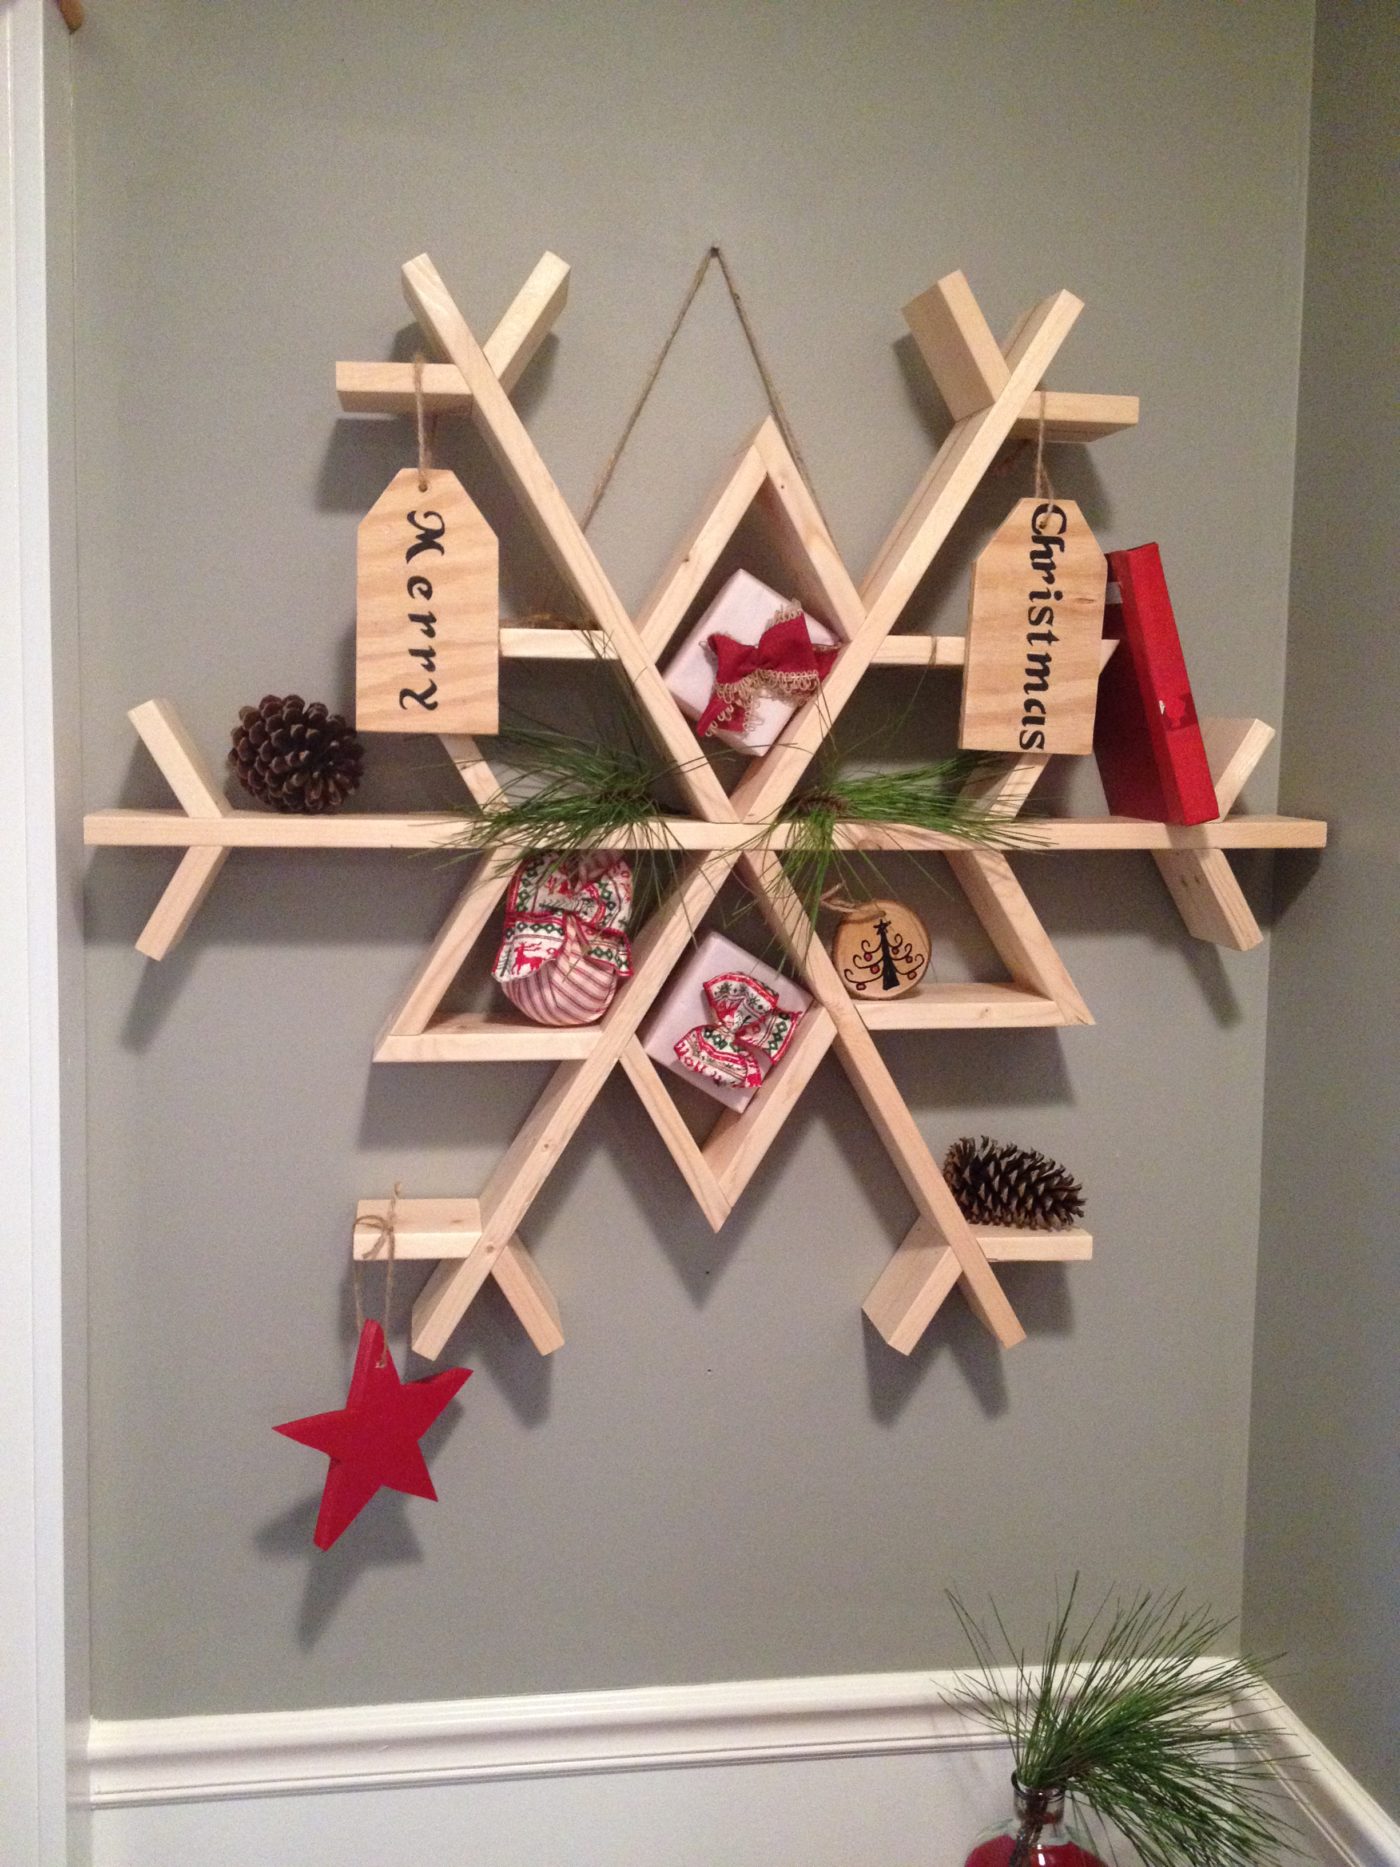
1244, 0, 1400, 1815
75, 1, 1316, 1717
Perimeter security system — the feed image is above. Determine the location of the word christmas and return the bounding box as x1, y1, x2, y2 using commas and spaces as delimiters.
960, 496, 1106, 756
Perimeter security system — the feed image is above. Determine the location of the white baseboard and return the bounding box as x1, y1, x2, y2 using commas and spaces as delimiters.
88, 1670, 1399, 1867
87, 1669, 995, 1806
1242, 1684, 1400, 1867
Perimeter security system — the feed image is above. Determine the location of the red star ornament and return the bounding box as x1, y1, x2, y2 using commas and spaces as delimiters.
274, 1320, 470, 1549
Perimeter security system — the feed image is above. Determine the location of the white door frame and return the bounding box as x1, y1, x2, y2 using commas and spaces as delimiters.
0, 1, 88, 1862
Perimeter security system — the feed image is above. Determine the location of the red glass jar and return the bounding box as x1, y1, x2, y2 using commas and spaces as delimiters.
965, 1778, 1108, 1867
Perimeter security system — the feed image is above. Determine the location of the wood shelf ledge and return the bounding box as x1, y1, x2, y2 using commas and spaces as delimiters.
84, 808, 1329, 854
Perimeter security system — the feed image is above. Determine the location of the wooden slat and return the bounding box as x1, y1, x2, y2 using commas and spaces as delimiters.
135, 848, 230, 961
619, 1039, 732, 1233
490, 1236, 565, 1355
857, 982, 1070, 1030
634, 442, 768, 657
375, 863, 513, 1045
743, 850, 1025, 1348
1008, 391, 1139, 443
129, 699, 232, 818
500, 629, 1120, 668
410, 852, 739, 1359
902, 271, 1010, 419
354, 1198, 482, 1258
945, 851, 1094, 1024
1201, 717, 1275, 816
336, 253, 570, 412
863, 1220, 1093, 1354
704, 1002, 837, 1206
84, 808, 1331, 853
1152, 848, 1263, 951
378, 1016, 601, 1063
400, 253, 735, 826
1151, 718, 1276, 952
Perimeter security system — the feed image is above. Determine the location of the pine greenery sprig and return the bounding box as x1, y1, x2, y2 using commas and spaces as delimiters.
947, 1581, 1295, 1867
776, 757, 1041, 935
448, 725, 675, 865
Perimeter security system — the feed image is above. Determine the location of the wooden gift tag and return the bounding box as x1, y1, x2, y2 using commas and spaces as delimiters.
960, 498, 1106, 755
832, 899, 930, 999
356, 468, 499, 734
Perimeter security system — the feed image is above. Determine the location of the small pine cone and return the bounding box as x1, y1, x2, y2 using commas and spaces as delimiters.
228, 694, 365, 815
943, 1135, 1085, 1231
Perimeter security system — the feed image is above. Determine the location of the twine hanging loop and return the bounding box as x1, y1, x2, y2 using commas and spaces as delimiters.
412, 354, 433, 493
353, 1181, 401, 1366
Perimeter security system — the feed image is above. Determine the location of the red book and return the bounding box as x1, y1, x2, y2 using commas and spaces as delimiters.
1094, 543, 1218, 824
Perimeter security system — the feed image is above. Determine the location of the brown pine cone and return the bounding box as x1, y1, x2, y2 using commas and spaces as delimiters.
943, 1135, 1085, 1231
228, 694, 365, 815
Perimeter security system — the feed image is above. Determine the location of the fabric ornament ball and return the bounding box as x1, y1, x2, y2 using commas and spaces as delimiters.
492, 852, 634, 1027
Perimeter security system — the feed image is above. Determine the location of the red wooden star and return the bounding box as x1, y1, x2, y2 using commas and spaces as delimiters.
275, 1320, 470, 1549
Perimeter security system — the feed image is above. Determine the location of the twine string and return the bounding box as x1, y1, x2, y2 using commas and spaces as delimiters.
353, 1181, 401, 1367
580, 243, 825, 534
1032, 392, 1055, 503
412, 353, 433, 492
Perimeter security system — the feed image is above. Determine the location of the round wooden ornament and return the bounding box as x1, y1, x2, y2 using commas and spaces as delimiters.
832, 899, 930, 999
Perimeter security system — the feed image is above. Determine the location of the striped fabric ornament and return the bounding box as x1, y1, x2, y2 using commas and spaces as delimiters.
492, 853, 633, 1027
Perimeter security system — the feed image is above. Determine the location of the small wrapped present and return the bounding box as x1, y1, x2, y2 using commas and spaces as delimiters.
642, 930, 811, 1112
662, 569, 839, 757
492, 852, 633, 1026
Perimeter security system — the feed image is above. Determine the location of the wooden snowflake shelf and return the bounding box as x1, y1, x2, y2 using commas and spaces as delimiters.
84, 252, 1326, 1362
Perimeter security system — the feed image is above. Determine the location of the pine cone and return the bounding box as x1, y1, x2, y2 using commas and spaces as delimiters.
943, 1135, 1085, 1231
228, 694, 365, 815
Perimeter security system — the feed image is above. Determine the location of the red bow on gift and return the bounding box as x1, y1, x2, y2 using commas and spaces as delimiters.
673, 972, 804, 1091
695, 607, 839, 740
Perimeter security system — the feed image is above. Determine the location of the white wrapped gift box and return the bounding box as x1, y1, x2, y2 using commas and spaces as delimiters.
641, 928, 813, 1113
661, 568, 839, 757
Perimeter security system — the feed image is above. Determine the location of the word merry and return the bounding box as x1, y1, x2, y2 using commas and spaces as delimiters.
399, 507, 446, 711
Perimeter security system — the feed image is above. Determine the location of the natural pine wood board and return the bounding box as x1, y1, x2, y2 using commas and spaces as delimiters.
856, 982, 1071, 1029
411, 852, 739, 1358
336, 252, 570, 411
902, 270, 1011, 419
742, 849, 1026, 1348
401, 253, 735, 826
704, 1001, 838, 1207
620, 1039, 732, 1233
130, 698, 233, 818
378, 1016, 602, 1063
864, 1219, 1093, 1353
135, 848, 231, 962
84, 805, 1329, 853
1008, 391, 1139, 443
1150, 715, 1276, 951
945, 850, 1094, 1023
635, 441, 768, 657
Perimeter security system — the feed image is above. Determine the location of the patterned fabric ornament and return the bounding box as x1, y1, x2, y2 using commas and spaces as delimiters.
673, 971, 803, 1092
493, 852, 633, 1026
695, 607, 839, 741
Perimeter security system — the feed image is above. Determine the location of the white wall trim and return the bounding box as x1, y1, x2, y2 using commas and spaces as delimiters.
0, 2, 85, 1863
1242, 1685, 1400, 1867
88, 1669, 1400, 1867
87, 1669, 999, 1807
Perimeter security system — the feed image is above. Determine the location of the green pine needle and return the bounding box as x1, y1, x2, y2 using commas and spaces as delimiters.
947, 1581, 1296, 1867
776, 756, 1041, 935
